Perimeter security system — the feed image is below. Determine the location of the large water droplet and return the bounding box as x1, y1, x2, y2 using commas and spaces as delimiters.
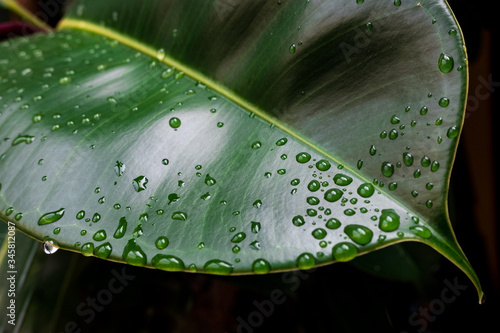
296, 152, 311, 163
93, 230, 107, 242
43, 240, 58, 254
438, 53, 454, 73
81, 242, 94, 256
204, 174, 217, 186
325, 218, 341, 229
357, 183, 374, 198
332, 242, 358, 262
94, 242, 112, 259
403, 152, 414, 166
252, 258, 271, 274
122, 239, 147, 266
152, 254, 185, 271
38, 208, 65, 225
379, 209, 400, 232
113, 217, 127, 239
155, 236, 169, 249
324, 188, 343, 202
307, 180, 321, 192
203, 259, 233, 275
296, 252, 315, 270
409, 225, 432, 239
231, 232, 246, 243
316, 160, 331, 171
292, 215, 305, 227
344, 225, 373, 245
333, 174, 353, 186
132, 176, 148, 192
169, 117, 181, 128
381, 162, 394, 177
311, 228, 327, 239
172, 211, 187, 221
251, 221, 261, 233
12, 134, 35, 146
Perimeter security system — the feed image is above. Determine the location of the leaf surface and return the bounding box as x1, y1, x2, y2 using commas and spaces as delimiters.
0, 0, 483, 300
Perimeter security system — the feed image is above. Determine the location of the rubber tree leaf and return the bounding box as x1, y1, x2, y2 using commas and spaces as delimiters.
0, 0, 483, 301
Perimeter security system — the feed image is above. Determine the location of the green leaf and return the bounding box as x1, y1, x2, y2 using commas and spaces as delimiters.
0, 0, 483, 301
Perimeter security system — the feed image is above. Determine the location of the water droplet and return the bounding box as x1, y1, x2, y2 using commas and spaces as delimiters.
344, 209, 356, 216
12, 134, 35, 146
167, 193, 180, 204
393, 0, 401, 6
93, 230, 107, 241
43, 240, 58, 254
388, 182, 398, 190
152, 254, 185, 271
426, 200, 433, 208
92, 213, 101, 223
357, 183, 374, 198
132, 176, 148, 192
381, 162, 394, 178
169, 117, 181, 128
296, 252, 315, 270
38, 208, 65, 225
311, 228, 327, 239
447, 126, 459, 139
76, 210, 85, 220
204, 174, 217, 186
403, 152, 414, 166
307, 196, 320, 205
439, 97, 450, 107
333, 174, 353, 186
413, 169, 421, 178
410, 225, 432, 239
316, 160, 331, 171
324, 188, 343, 202
94, 242, 112, 259
113, 217, 127, 239
81, 242, 94, 256
203, 259, 233, 275
390, 115, 400, 124
332, 242, 358, 262
344, 225, 373, 245
122, 239, 147, 266
276, 138, 288, 146
379, 209, 400, 232
421, 156, 431, 167
296, 152, 311, 163
369, 145, 377, 156
172, 211, 187, 221
431, 161, 440, 172
253, 199, 262, 208
289, 43, 296, 53
59, 76, 71, 84
357, 160, 363, 169
292, 215, 306, 227
325, 218, 341, 229
231, 232, 246, 243
389, 129, 398, 140
251, 221, 261, 233
306, 180, 320, 192
155, 236, 169, 249
251, 141, 262, 150
114, 161, 125, 176
252, 258, 271, 274
438, 53, 454, 73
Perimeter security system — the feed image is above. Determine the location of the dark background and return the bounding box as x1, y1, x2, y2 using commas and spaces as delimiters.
0, 1, 498, 332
